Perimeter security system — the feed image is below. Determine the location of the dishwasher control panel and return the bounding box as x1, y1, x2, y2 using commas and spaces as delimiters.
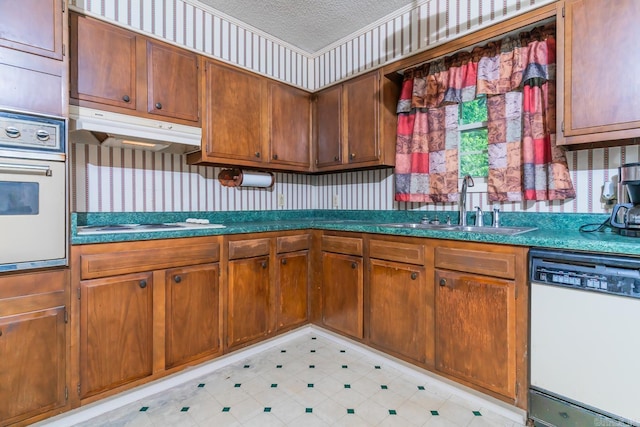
530, 249, 640, 298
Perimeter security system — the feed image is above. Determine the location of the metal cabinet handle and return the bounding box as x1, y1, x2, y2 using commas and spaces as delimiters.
261, 261, 268, 269
174, 275, 182, 283
281, 258, 287, 265
155, 102, 163, 110
439, 278, 447, 286
349, 153, 356, 160
273, 154, 278, 160
36, 130, 50, 141
255, 152, 261, 158
411, 272, 418, 280
334, 155, 339, 161
123, 95, 130, 102
139, 279, 147, 288
5, 126, 20, 138
0, 162, 52, 176
351, 262, 357, 269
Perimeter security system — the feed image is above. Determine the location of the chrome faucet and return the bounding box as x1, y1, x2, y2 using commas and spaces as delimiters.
459, 175, 474, 226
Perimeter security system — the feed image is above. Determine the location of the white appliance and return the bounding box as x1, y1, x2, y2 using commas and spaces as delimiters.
68, 106, 202, 154
0, 111, 67, 271
529, 249, 640, 427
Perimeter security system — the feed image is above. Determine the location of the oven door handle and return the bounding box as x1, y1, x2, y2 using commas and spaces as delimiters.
0, 162, 52, 176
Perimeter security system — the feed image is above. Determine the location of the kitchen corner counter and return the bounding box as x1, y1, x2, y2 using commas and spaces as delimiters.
71, 210, 639, 256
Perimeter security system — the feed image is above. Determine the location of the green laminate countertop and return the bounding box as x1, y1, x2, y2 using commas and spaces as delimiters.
71, 210, 639, 256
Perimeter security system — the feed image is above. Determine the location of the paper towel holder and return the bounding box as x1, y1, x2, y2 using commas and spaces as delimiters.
218, 168, 275, 188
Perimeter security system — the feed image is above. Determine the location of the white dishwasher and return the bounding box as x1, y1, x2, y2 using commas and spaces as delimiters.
529, 249, 640, 427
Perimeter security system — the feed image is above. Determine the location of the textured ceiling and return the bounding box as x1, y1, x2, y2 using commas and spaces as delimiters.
194, 0, 420, 53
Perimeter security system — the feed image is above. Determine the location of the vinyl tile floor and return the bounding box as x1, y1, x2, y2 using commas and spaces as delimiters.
52, 331, 526, 427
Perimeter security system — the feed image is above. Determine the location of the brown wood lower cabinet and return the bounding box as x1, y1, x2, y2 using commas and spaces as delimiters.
71, 236, 221, 404
276, 251, 309, 330
227, 256, 271, 349
80, 273, 153, 399
369, 259, 431, 365
435, 269, 516, 398
0, 269, 69, 426
321, 252, 363, 339
165, 264, 220, 368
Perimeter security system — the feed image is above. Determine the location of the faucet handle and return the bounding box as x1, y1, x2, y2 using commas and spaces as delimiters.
474, 206, 484, 227
493, 207, 500, 228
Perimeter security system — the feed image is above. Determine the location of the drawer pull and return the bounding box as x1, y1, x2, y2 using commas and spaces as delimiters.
139, 279, 147, 288
261, 261, 268, 269
281, 258, 287, 265
122, 95, 130, 102
174, 275, 182, 283
273, 154, 278, 160
439, 278, 447, 286
351, 262, 357, 269
36, 130, 50, 141
349, 153, 356, 160
411, 272, 418, 280
155, 102, 163, 110
255, 152, 261, 158
5, 126, 20, 138
334, 155, 339, 161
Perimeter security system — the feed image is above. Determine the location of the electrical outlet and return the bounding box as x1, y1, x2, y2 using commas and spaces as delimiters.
278, 193, 285, 207
332, 194, 340, 208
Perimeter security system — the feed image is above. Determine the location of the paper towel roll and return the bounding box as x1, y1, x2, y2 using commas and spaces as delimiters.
218, 169, 274, 188
239, 171, 274, 187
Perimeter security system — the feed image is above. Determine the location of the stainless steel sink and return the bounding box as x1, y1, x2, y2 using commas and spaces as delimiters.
379, 223, 537, 235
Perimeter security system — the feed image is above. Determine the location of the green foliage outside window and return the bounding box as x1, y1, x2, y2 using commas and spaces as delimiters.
459, 96, 488, 177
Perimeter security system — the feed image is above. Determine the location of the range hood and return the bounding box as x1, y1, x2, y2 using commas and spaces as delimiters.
68, 106, 202, 154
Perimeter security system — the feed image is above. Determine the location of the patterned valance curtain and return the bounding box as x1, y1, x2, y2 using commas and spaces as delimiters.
395, 23, 575, 203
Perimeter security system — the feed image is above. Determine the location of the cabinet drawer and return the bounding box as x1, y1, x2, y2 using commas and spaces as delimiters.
321, 235, 363, 256
228, 238, 271, 260
435, 247, 516, 280
369, 239, 424, 265
277, 234, 310, 253
80, 242, 220, 279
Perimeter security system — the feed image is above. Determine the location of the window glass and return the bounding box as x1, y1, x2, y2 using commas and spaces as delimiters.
458, 96, 488, 178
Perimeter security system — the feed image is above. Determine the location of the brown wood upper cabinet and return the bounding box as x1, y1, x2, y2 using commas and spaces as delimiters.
0, 0, 67, 116
189, 59, 311, 172
558, 0, 640, 146
314, 70, 398, 171
70, 12, 199, 125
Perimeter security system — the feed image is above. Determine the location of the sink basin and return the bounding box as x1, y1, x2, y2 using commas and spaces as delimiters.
379, 223, 537, 235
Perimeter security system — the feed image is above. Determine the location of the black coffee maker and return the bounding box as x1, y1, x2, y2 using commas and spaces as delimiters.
610, 162, 640, 236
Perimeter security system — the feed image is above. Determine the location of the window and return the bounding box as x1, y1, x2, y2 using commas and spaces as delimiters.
458, 96, 488, 178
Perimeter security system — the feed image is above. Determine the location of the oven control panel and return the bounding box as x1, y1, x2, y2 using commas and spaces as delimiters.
0, 110, 65, 156
530, 249, 640, 299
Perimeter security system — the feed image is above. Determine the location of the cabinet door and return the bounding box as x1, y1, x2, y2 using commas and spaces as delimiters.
369, 260, 431, 364
165, 264, 220, 369
227, 256, 271, 349
80, 273, 153, 399
276, 251, 308, 330
344, 71, 380, 165
204, 60, 265, 163
435, 269, 516, 399
0, 0, 63, 60
561, 0, 640, 143
268, 82, 311, 170
147, 40, 199, 122
321, 252, 363, 339
314, 84, 343, 168
0, 307, 66, 424
70, 13, 137, 109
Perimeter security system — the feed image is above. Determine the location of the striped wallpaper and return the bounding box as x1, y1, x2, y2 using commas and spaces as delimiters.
69, 0, 638, 215
71, 143, 640, 214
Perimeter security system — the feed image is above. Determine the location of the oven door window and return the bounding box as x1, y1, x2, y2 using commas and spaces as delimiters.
0, 181, 39, 215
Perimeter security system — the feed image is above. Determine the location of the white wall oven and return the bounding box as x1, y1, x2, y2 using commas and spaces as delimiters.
0, 111, 67, 271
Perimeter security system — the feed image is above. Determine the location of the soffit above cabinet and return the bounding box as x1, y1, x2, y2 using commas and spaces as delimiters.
193, 0, 420, 53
